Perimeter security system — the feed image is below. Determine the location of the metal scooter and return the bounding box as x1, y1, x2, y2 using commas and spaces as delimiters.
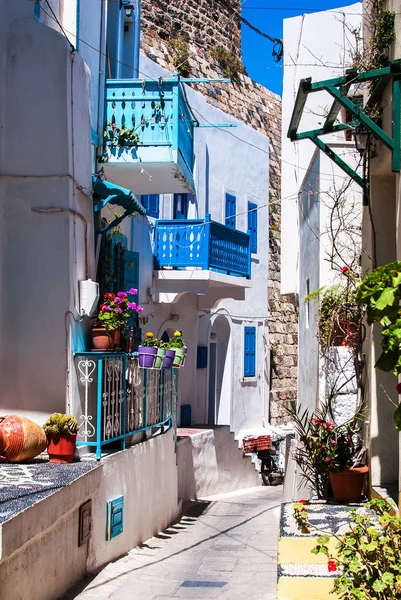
258, 437, 284, 486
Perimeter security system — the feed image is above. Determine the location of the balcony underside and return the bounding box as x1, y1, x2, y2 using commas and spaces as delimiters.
152, 269, 251, 305
103, 151, 195, 195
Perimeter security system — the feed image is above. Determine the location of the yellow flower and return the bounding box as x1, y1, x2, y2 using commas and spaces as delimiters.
146, 332, 154, 338
174, 331, 181, 337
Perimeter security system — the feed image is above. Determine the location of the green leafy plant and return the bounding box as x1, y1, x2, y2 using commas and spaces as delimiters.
104, 123, 141, 148
306, 280, 362, 348
43, 413, 79, 436
140, 331, 158, 347
209, 46, 244, 83
96, 289, 143, 332
157, 340, 169, 350
168, 36, 191, 77
293, 499, 401, 599
286, 401, 365, 499
168, 330, 185, 349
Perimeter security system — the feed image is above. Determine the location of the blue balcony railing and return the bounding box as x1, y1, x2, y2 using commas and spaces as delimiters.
154, 214, 251, 278
74, 353, 178, 459
104, 77, 195, 193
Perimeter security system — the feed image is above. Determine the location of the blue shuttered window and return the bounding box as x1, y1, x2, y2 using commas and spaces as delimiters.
197, 346, 208, 369
244, 327, 256, 377
225, 193, 236, 229
141, 194, 159, 218
106, 496, 124, 540
248, 201, 258, 254
173, 194, 189, 219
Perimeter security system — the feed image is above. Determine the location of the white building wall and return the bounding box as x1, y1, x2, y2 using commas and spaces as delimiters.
281, 3, 363, 295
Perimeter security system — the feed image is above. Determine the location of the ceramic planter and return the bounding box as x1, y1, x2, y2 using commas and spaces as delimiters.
154, 347, 166, 369
0, 415, 47, 462
329, 465, 369, 502
138, 345, 158, 368
172, 347, 185, 367
47, 433, 77, 464
162, 349, 175, 369
91, 327, 120, 351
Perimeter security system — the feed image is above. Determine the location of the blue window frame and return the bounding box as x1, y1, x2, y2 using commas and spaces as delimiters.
141, 194, 159, 218
244, 327, 256, 377
173, 194, 189, 219
248, 201, 258, 254
225, 193, 236, 229
106, 496, 124, 540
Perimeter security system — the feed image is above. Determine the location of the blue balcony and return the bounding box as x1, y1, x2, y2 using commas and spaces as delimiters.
152, 216, 251, 304
102, 77, 195, 195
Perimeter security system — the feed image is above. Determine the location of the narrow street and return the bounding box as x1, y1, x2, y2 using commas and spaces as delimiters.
63, 486, 283, 600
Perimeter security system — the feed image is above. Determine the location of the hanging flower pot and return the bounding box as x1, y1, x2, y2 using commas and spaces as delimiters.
91, 326, 121, 351
162, 349, 175, 369
138, 346, 157, 368
154, 347, 166, 369
172, 347, 185, 367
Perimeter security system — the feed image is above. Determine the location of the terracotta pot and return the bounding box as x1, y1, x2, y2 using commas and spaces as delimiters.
329, 466, 369, 502
91, 327, 120, 351
0, 415, 47, 462
47, 433, 77, 464
329, 321, 359, 347
138, 345, 157, 368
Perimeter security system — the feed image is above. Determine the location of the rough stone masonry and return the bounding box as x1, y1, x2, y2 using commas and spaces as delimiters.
140, 0, 298, 423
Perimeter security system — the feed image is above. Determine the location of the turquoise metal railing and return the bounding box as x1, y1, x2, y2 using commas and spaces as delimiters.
105, 77, 194, 176
74, 352, 177, 459
154, 214, 251, 278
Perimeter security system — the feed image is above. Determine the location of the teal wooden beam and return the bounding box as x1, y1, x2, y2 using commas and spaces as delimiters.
308, 135, 364, 187
324, 85, 394, 150
392, 77, 401, 172
324, 69, 357, 131
287, 78, 312, 140
294, 123, 351, 140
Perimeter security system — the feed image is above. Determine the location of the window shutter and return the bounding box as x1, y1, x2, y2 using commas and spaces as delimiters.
248, 202, 258, 254
244, 327, 256, 377
225, 193, 236, 229
197, 346, 208, 369
106, 496, 124, 540
173, 194, 189, 219
142, 194, 159, 218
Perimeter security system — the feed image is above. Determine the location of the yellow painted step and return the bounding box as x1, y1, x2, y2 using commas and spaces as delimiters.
277, 576, 334, 600
278, 537, 337, 564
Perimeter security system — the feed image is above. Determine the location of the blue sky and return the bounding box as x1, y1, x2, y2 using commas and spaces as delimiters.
241, 0, 361, 96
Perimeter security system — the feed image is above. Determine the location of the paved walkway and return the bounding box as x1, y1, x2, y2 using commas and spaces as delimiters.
64, 486, 283, 600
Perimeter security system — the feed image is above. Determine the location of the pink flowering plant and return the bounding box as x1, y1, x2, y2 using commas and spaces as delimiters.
96, 289, 143, 331
288, 401, 364, 499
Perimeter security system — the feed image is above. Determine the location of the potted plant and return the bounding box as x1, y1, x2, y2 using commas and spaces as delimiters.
154, 340, 168, 369
288, 401, 367, 501
169, 330, 186, 367
92, 288, 143, 351
293, 498, 401, 599
43, 413, 79, 463
138, 332, 158, 368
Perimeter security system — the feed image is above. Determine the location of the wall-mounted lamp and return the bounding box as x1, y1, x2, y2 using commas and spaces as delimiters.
120, 0, 134, 19
210, 332, 217, 340
353, 125, 370, 155
171, 314, 180, 323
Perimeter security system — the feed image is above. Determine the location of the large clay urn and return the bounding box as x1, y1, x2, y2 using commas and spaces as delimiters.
0, 415, 47, 462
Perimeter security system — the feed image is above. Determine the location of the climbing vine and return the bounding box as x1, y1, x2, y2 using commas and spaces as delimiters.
210, 46, 244, 83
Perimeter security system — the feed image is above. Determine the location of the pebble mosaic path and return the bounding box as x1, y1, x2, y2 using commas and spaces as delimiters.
277, 501, 364, 600
63, 486, 283, 600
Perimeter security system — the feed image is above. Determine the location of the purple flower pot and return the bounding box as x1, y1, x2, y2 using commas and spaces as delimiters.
162, 349, 175, 369
138, 345, 157, 368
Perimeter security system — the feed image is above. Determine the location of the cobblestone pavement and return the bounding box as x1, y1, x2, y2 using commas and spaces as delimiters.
64, 486, 283, 600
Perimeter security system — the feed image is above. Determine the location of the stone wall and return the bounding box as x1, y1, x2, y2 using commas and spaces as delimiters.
140, 0, 298, 424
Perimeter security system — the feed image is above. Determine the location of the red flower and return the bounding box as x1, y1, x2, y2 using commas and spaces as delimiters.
341, 266, 350, 274
396, 383, 401, 394
325, 457, 331, 463
298, 499, 308, 505
328, 560, 337, 572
